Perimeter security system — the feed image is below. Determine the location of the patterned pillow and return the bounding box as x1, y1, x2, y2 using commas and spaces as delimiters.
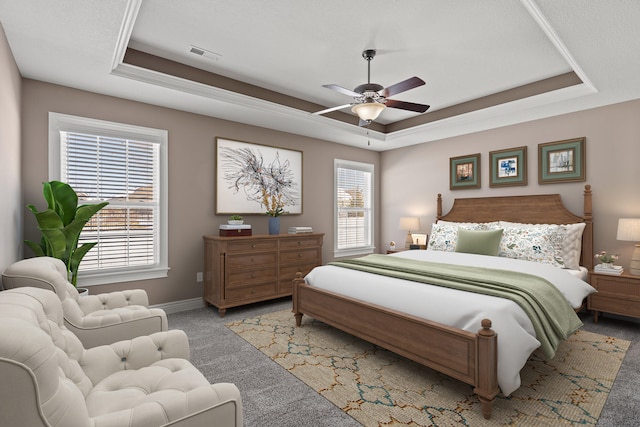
499, 221, 585, 269
428, 222, 490, 252
498, 225, 568, 267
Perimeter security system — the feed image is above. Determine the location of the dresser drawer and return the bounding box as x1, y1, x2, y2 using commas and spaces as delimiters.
280, 236, 323, 249
588, 294, 640, 318
227, 267, 277, 288
226, 239, 278, 253
591, 275, 640, 298
280, 248, 321, 264
226, 252, 277, 269
226, 282, 277, 302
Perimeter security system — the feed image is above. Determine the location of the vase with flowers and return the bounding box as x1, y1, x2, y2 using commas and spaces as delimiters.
594, 251, 619, 269
263, 189, 284, 235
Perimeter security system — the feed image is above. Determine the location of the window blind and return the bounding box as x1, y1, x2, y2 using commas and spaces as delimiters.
335, 161, 373, 251
61, 132, 160, 272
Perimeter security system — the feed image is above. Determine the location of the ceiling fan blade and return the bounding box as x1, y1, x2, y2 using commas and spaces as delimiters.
323, 84, 362, 98
312, 103, 353, 115
380, 76, 425, 98
385, 99, 431, 113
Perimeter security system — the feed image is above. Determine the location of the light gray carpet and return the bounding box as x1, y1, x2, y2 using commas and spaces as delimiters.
168, 299, 639, 426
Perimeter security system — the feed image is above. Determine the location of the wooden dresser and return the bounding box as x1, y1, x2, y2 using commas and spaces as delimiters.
203, 233, 323, 316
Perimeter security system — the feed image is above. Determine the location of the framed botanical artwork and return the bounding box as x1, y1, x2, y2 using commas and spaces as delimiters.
489, 146, 527, 187
538, 137, 586, 184
215, 138, 303, 214
450, 153, 481, 190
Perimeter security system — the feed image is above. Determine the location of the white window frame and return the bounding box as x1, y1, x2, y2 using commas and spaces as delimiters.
48, 112, 169, 286
334, 159, 375, 258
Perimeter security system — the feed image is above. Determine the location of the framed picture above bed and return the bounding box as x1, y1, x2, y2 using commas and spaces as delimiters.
538, 137, 586, 184
215, 138, 303, 215
489, 146, 527, 187
449, 153, 481, 190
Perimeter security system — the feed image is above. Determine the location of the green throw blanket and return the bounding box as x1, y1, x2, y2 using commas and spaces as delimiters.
329, 254, 582, 359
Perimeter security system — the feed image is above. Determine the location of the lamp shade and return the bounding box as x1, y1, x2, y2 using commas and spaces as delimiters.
399, 217, 420, 231
616, 218, 640, 241
352, 102, 386, 122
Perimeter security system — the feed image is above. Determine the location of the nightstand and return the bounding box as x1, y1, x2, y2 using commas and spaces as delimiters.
587, 271, 640, 323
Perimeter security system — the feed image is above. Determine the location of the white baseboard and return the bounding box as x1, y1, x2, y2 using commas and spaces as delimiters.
151, 297, 206, 314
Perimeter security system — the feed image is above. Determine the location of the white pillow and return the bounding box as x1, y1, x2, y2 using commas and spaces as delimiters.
498, 225, 568, 268
499, 221, 586, 269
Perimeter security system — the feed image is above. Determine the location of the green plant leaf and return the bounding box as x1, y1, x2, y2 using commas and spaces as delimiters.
24, 239, 46, 257
50, 180, 78, 226
68, 242, 98, 286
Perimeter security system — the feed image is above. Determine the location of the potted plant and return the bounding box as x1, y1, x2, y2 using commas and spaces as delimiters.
228, 214, 244, 225
24, 180, 109, 288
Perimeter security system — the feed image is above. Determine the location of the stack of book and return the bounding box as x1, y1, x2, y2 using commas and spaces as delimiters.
594, 264, 623, 275
219, 224, 252, 237
288, 226, 313, 234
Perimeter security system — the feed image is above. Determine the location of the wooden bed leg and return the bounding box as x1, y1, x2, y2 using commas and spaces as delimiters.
292, 272, 305, 327
474, 319, 499, 419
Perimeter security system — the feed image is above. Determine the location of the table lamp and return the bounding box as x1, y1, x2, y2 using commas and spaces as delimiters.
399, 217, 420, 249
616, 218, 640, 275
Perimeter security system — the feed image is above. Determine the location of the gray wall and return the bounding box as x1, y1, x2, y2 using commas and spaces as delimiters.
21, 79, 380, 305
381, 100, 640, 271
0, 23, 22, 285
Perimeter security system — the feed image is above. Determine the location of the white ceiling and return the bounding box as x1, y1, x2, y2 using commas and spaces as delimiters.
2, 0, 640, 151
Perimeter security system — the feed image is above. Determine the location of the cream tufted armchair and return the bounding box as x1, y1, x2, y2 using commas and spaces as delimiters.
2, 257, 168, 348
0, 287, 242, 427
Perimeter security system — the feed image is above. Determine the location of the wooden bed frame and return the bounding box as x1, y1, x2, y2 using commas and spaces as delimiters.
292, 185, 593, 419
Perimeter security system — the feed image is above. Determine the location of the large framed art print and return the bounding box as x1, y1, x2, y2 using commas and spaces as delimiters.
216, 138, 303, 215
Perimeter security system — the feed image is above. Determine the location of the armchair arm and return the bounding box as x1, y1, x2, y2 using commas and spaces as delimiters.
81, 330, 190, 385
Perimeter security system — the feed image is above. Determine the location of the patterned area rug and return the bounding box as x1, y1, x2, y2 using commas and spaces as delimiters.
226, 310, 630, 427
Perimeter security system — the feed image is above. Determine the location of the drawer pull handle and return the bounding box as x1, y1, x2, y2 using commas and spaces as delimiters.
298, 253, 303, 257
251, 273, 256, 278
251, 258, 256, 262
298, 241, 302, 245
252, 244, 256, 248
251, 289, 256, 294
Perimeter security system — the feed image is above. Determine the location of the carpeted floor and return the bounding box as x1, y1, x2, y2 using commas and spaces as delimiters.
168, 298, 640, 426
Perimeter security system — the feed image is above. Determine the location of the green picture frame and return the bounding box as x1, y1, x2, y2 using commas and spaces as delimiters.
538, 137, 586, 184
450, 153, 481, 190
489, 146, 527, 187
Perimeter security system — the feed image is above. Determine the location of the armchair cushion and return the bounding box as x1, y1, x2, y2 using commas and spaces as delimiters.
0, 287, 242, 427
2, 257, 168, 348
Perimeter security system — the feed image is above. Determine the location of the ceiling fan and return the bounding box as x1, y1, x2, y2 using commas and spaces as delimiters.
313, 49, 430, 126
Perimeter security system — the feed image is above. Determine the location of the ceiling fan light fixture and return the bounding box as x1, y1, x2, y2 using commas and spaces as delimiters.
352, 102, 386, 122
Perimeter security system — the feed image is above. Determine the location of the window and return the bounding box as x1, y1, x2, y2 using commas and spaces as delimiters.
49, 113, 168, 285
334, 159, 374, 257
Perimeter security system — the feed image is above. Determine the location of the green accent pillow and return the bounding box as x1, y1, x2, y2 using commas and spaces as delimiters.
455, 228, 504, 256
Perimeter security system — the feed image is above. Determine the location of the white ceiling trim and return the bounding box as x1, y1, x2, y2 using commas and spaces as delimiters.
520, 0, 597, 92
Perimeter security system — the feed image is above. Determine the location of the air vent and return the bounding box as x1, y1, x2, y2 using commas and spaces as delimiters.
189, 45, 221, 61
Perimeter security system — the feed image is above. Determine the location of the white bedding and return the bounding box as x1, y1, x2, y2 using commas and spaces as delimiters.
304, 250, 596, 396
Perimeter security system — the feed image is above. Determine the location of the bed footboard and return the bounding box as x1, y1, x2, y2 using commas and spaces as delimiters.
292, 274, 499, 419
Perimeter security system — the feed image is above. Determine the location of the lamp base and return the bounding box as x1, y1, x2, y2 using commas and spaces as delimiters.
405, 232, 413, 249
630, 244, 640, 276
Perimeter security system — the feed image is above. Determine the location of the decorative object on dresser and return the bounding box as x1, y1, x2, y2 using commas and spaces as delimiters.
228, 214, 243, 225
594, 250, 621, 275
204, 233, 323, 317
588, 271, 640, 323
219, 223, 252, 237
616, 218, 640, 275
399, 217, 420, 249
288, 226, 313, 234
538, 137, 586, 184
